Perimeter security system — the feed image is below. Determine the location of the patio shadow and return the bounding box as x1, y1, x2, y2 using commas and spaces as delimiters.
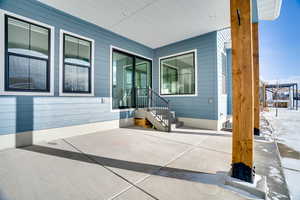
126, 126, 232, 137
21, 144, 228, 186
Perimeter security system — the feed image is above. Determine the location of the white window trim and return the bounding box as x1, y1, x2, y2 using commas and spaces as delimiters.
221, 51, 227, 95
0, 9, 55, 96
59, 29, 95, 96
109, 45, 153, 112
158, 49, 198, 97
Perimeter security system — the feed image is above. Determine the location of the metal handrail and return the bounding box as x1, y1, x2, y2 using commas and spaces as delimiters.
135, 88, 171, 132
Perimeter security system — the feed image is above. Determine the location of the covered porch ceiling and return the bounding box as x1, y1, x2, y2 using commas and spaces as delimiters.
39, 0, 282, 49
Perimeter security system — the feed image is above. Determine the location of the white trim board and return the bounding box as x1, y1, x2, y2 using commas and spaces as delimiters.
59, 29, 95, 96
109, 45, 153, 112
0, 118, 134, 151
178, 117, 220, 131
0, 9, 55, 96
158, 49, 198, 97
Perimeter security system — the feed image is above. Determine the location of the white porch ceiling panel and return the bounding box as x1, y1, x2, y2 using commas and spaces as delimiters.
38, 0, 281, 48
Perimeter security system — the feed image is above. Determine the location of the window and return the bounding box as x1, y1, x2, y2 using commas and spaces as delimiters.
5, 15, 51, 92
160, 51, 196, 95
222, 53, 227, 94
62, 33, 92, 93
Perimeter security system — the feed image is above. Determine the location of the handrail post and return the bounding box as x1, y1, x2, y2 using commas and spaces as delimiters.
167, 100, 171, 132
147, 88, 151, 111
134, 87, 137, 109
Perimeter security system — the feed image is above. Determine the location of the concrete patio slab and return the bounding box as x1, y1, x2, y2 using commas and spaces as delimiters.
197, 134, 232, 154
0, 127, 290, 200
129, 127, 211, 146
131, 171, 250, 200
113, 187, 156, 200
65, 128, 191, 184
165, 147, 231, 174
0, 139, 131, 200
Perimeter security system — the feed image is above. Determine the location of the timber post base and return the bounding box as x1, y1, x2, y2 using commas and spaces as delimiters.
232, 163, 255, 183
254, 128, 260, 136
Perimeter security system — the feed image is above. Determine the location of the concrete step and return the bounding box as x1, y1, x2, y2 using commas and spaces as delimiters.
134, 109, 183, 132
134, 109, 169, 132
146, 112, 169, 132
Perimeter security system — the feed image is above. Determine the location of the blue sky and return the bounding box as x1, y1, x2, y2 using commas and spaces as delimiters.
259, 0, 300, 82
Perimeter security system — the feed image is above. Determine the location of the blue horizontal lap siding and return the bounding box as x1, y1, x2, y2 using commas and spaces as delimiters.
226, 49, 232, 115
0, 96, 126, 135
154, 32, 218, 120
0, 0, 151, 135
216, 29, 231, 119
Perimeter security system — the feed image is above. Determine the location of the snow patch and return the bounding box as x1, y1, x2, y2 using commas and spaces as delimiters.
269, 166, 283, 183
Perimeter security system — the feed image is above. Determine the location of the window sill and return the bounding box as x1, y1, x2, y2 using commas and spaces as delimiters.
160, 94, 198, 97
59, 92, 94, 97
0, 91, 54, 96
111, 108, 135, 112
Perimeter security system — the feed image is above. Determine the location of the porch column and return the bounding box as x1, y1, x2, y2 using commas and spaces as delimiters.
230, 0, 255, 183
253, 22, 260, 135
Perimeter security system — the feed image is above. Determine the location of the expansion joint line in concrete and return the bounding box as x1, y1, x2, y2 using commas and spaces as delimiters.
62, 137, 199, 200
62, 139, 160, 200
109, 144, 198, 200
142, 133, 231, 155
283, 167, 300, 173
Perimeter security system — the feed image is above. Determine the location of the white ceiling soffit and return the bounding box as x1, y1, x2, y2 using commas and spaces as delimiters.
257, 0, 282, 21
38, 0, 229, 48
38, 0, 281, 49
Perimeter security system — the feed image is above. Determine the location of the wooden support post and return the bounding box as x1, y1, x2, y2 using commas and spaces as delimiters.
253, 23, 260, 135
230, 0, 255, 183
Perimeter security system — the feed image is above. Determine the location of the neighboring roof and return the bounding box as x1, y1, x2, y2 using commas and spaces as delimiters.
265, 83, 298, 89
257, 0, 282, 20
38, 0, 282, 49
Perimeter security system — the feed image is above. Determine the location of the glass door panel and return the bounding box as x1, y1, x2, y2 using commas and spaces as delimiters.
135, 58, 151, 89
112, 51, 134, 109
135, 57, 151, 107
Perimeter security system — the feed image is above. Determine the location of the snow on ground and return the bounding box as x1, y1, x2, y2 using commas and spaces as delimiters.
283, 169, 300, 200
282, 158, 300, 171
263, 108, 300, 200
269, 166, 284, 184
264, 109, 300, 152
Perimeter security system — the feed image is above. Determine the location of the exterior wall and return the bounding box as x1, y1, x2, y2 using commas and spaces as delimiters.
0, 0, 231, 145
216, 28, 231, 127
153, 32, 219, 124
0, 0, 153, 141
226, 49, 232, 115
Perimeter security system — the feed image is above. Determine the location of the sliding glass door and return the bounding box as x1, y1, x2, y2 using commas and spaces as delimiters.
112, 49, 152, 109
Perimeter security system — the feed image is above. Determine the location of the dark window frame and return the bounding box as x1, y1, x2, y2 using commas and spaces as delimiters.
160, 51, 196, 96
112, 48, 152, 110
62, 33, 92, 94
112, 49, 153, 89
4, 15, 51, 92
